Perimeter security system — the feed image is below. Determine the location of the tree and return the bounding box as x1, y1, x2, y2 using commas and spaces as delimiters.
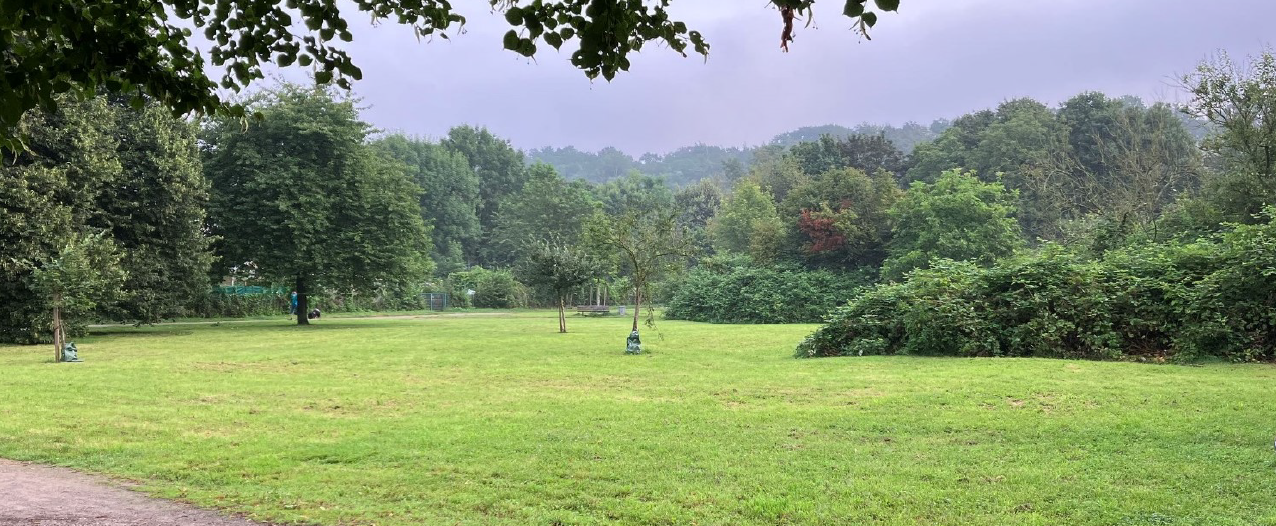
586, 207, 695, 340
1, 94, 215, 343
0, 1, 902, 147
520, 238, 600, 333
710, 181, 784, 262
0, 96, 120, 343
747, 155, 808, 204
593, 171, 675, 216
673, 179, 722, 255
442, 125, 527, 265
883, 169, 1023, 280
1183, 49, 1276, 221
203, 84, 432, 325
94, 96, 215, 324
29, 232, 126, 361
490, 163, 601, 265
788, 134, 910, 178
374, 135, 481, 275
784, 168, 901, 268
674, 179, 722, 231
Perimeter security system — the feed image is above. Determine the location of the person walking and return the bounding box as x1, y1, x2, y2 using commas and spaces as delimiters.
289, 291, 298, 315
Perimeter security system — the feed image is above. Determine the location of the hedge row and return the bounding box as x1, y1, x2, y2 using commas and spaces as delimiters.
665, 259, 872, 324
797, 214, 1276, 362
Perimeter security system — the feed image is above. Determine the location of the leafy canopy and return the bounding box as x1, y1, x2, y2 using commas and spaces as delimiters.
1, 0, 902, 147
883, 169, 1023, 280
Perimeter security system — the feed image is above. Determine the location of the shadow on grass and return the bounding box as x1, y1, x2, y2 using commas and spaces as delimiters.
89, 319, 430, 338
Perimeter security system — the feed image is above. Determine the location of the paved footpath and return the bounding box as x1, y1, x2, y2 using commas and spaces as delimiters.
0, 459, 274, 526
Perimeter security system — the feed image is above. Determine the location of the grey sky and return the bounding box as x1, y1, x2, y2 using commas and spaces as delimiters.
267, 0, 1276, 155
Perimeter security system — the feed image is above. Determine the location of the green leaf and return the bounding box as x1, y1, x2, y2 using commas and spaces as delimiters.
862, 12, 878, 27
504, 7, 523, 26
544, 32, 563, 50
843, 0, 866, 17
874, 0, 900, 11
503, 30, 519, 51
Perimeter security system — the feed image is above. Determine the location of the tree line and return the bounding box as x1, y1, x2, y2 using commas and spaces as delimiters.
3, 49, 1272, 357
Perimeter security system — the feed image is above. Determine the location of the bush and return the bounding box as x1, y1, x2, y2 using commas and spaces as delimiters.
664, 256, 873, 324
448, 267, 528, 309
798, 212, 1276, 362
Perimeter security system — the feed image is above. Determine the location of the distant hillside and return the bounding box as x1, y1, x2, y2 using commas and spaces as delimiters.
526, 100, 1212, 187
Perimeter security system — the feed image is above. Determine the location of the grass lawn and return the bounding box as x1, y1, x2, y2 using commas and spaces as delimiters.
1, 311, 1274, 525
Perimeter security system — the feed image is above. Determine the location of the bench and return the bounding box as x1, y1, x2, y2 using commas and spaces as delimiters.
575, 305, 612, 315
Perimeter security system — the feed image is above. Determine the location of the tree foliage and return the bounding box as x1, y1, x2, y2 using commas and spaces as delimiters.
1183, 49, 1276, 221
586, 207, 695, 332
491, 163, 600, 266
788, 134, 910, 179
519, 238, 600, 332
203, 84, 432, 324
0, 94, 213, 343
442, 125, 527, 265
1, 0, 902, 148
783, 167, 900, 268
883, 169, 1022, 280
30, 232, 126, 360
709, 181, 775, 257
374, 135, 481, 275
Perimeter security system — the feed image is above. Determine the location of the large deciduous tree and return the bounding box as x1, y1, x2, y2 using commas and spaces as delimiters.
787, 134, 910, 179
0, 1, 903, 148
442, 125, 528, 265
490, 163, 601, 266
0, 95, 214, 343
710, 181, 784, 263
374, 135, 482, 275
203, 84, 432, 325
783, 167, 901, 268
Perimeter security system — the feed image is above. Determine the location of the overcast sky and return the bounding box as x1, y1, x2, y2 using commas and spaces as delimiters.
253, 0, 1275, 155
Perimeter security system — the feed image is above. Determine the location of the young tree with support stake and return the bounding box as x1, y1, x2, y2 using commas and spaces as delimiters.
29, 232, 126, 362
586, 208, 695, 352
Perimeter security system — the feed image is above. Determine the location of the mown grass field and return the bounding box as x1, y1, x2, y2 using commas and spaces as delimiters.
1, 311, 1274, 525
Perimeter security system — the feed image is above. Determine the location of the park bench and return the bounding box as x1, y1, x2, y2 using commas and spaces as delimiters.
575, 305, 612, 315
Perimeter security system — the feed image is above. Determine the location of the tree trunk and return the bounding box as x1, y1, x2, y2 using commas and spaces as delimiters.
631, 286, 640, 332
51, 294, 63, 363
558, 296, 567, 333
296, 274, 310, 325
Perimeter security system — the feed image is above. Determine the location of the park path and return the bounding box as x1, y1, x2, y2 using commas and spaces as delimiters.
88, 311, 514, 328
0, 459, 278, 526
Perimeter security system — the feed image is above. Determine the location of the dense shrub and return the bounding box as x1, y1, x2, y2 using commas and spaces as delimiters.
188, 289, 400, 318
798, 212, 1276, 362
448, 267, 529, 309
664, 257, 873, 324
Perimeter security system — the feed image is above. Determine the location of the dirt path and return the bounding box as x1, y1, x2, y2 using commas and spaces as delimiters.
0, 459, 276, 526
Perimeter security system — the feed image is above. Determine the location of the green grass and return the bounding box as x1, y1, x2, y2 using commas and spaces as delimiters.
1, 311, 1274, 525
